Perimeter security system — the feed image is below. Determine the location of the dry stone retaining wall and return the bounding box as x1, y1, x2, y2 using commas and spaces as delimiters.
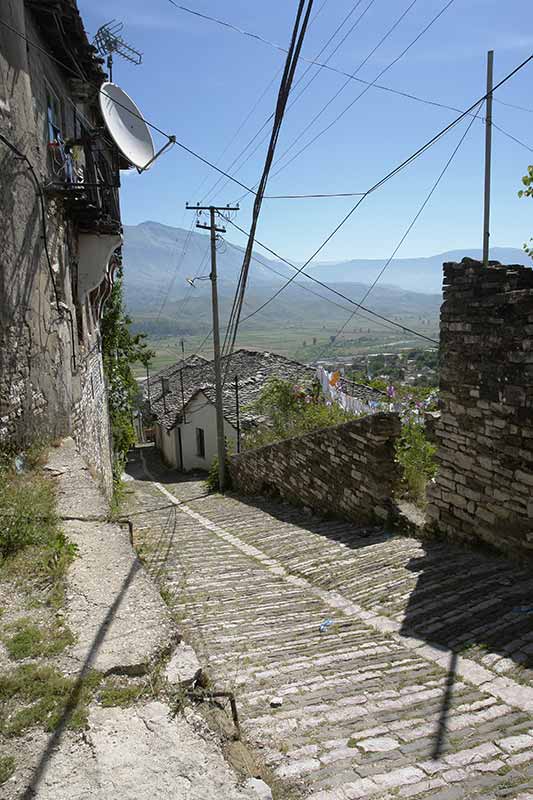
230, 413, 401, 525
427, 258, 533, 553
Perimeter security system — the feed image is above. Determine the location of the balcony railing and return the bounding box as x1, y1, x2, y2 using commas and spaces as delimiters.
45, 130, 121, 234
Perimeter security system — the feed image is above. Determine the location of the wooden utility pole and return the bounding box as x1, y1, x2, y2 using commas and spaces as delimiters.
186, 203, 239, 491
483, 50, 494, 267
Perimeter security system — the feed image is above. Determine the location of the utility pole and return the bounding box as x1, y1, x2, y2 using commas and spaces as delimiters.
186, 203, 239, 491
146, 363, 151, 411
483, 50, 494, 267
235, 375, 241, 454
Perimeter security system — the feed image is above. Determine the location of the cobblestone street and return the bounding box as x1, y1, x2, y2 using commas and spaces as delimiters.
126, 445, 533, 800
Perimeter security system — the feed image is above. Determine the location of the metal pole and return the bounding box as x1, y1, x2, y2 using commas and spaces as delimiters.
235, 375, 241, 454
180, 368, 186, 424
146, 364, 151, 411
161, 378, 167, 415
181, 338, 185, 360
209, 206, 226, 492
483, 50, 494, 267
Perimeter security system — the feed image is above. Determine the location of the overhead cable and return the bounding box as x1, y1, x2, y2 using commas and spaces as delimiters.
199, 0, 374, 205
3, 17, 530, 206
308, 101, 482, 365
223, 239, 434, 341
155, 217, 197, 320
226, 51, 533, 323
222, 216, 438, 345
264, 0, 457, 189
221, 0, 315, 374
0, 17, 258, 197
268, 0, 423, 181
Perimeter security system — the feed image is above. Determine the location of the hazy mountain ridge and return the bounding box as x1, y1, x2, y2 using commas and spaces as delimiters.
122, 221, 528, 338
123, 221, 529, 305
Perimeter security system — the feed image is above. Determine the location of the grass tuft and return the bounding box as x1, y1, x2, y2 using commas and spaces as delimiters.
3, 618, 75, 660
0, 664, 102, 737
99, 681, 143, 708
0, 755, 15, 785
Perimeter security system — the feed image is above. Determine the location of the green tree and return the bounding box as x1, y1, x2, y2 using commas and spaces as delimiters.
518, 165, 533, 258
101, 265, 154, 477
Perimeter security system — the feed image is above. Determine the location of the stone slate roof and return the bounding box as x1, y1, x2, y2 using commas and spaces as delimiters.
150, 350, 316, 431
143, 355, 209, 402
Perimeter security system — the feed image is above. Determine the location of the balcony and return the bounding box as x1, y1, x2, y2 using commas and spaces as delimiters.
45, 131, 122, 236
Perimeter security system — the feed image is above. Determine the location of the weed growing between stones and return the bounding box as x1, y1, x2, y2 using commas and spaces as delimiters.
395, 420, 437, 507
0, 446, 78, 604
3, 618, 75, 660
0, 467, 58, 558
0, 665, 102, 737
0, 755, 15, 785
99, 680, 144, 708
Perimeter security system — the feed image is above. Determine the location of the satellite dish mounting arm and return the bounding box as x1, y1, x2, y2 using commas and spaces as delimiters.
136, 135, 176, 173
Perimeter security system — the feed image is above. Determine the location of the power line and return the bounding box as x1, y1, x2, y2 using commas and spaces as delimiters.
268, 0, 422, 182
199, 0, 374, 205
222, 216, 438, 345
221, 0, 316, 372
223, 239, 433, 341
225, 51, 533, 324
155, 217, 196, 320
195, 0, 332, 204
4, 15, 530, 209
494, 98, 533, 114
310, 101, 482, 365
166, 0, 532, 191
264, 0, 456, 190
0, 17, 259, 197
0, 133, 61, 311
492, 121, 533, 154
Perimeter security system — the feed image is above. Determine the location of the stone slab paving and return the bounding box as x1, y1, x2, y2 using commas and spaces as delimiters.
126, 446, 533, 800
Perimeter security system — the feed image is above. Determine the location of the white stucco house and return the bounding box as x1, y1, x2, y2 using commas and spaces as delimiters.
145, 350, 316, 472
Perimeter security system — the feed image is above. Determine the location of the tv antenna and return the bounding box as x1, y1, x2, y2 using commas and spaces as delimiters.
93, 20, 142, 82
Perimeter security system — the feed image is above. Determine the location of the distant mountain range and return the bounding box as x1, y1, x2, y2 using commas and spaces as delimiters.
121, 221, 529, 335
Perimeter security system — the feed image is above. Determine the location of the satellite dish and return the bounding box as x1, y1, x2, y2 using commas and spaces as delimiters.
99, 82, 155, 170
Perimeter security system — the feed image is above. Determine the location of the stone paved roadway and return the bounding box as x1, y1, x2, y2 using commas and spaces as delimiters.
126, 446, 533, 800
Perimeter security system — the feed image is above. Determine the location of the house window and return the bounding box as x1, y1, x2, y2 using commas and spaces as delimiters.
46, 85, 62, 143
196, 428, 205, 459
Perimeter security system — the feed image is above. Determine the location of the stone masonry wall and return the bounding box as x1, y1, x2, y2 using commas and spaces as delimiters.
427, 258, 533, 554
230, 413, 401, 526
72, 344, 113, 497
0, 4, 113, 495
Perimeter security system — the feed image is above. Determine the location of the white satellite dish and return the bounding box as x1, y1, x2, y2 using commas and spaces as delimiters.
99, 82, 155, 170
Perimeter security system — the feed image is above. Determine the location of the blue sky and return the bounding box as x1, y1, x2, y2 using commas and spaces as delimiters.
78, 0, 533, 262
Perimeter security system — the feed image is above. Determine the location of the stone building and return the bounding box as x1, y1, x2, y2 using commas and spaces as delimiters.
0, 0, 128, 493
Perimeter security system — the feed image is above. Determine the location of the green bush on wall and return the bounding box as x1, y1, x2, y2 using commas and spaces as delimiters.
395, 420, 437, 507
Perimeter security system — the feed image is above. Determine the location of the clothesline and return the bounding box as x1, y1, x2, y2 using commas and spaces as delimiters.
315, 367, 434, 421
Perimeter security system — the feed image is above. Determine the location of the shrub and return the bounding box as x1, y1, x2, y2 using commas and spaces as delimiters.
206, 452, 232, 493
243, 377, 357, 450
395, 420, 437, 506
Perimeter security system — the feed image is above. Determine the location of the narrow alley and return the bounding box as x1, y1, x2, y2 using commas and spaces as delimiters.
126, 445, 533, 800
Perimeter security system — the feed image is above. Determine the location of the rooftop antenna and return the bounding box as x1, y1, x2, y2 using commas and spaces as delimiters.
93, 20, 143, 82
